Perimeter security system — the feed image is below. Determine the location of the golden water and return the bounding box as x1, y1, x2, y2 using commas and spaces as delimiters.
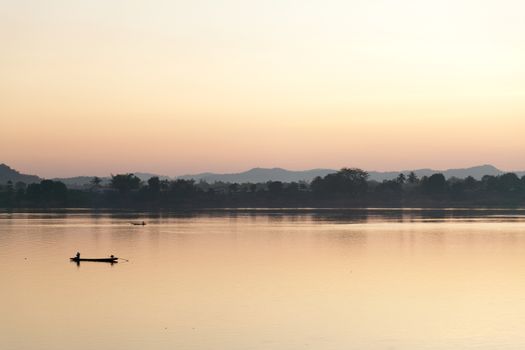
2, 210, 525, 349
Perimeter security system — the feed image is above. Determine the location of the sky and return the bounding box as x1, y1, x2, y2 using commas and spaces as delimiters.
1, 0, 524, 177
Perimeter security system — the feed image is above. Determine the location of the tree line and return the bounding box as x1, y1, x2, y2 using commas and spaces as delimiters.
1, 168, 525, 208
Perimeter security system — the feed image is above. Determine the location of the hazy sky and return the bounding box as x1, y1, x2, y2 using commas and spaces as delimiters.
1, 0, 524, 177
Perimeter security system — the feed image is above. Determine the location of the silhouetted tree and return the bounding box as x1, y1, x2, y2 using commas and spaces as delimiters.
3, 166, 525, 209
407, 172, 418, 184
464, 176, 478, 190
160, 179, 170, 191
5, 180, 14, 205
375, 179, 402, 195
423, 173, 447, 194
15, 181, 27, 191
267, 181, 283, 194
482, 175, 498, 191
336, 168, 369, 195
14, 181, 26, 202
24, 180, 67, 205
147, 177, 161, 193
448, 178, 466, 198
396, 173, 406, 184
110, 174, 141, 194
228, 183, 239, 193
40, 180, 68, 202
286, 182, 300, 193
497, 173, 521, 192
311, 168, 368, 197
169, 179, 198, 198
91, 176, 102, 188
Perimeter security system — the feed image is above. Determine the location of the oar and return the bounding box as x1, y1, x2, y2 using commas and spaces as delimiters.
118, 257, 130, 262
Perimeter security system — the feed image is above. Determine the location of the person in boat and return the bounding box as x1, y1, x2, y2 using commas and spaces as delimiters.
110, 255, 115, 259
76, 252, 80, 259
142, 221, 146, 225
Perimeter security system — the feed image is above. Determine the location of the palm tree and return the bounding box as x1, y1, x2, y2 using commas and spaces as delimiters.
90, 176, 102, 190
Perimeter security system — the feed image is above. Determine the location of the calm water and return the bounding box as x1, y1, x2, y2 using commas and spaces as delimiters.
2, 209, 525, 350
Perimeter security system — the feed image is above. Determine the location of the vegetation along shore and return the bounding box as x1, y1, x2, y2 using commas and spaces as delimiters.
1, 168, 525, 209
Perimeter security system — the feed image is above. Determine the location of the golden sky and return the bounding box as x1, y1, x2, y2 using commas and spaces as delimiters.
1, 0, 524, 177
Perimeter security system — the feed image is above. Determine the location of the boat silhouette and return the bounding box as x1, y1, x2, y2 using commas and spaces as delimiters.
70, 256, 118, 263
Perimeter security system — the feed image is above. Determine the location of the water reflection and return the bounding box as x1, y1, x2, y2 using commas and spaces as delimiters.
2, 209, 525, 350
4, 207, 525, 222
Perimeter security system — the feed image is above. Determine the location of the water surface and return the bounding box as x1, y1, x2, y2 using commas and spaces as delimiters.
2, 209, 525, 349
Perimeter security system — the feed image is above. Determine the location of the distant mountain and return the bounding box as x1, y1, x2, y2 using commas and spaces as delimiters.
178, 167, 335, 183
179, 165, 521, 183
1, 163, 523, 187
368, 164, 505, 182
0, 163, 41, 184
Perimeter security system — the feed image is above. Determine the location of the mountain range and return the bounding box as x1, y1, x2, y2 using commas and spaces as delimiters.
178, 165, 518, 183
1, 163, 523, 188
0, 164, 40, 184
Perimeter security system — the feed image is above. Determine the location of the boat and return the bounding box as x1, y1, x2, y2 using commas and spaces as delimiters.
70, 257, 118, 263
131, 221, 146, 226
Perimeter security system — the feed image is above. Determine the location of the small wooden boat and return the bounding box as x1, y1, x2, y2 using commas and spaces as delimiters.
70, 257, 118, 263
131, 221, 146, 226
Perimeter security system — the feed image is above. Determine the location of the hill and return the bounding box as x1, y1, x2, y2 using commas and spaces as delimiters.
0, 164, 41, 184
1, 163, 523, 186
178, 167, 334, 183
368, 164, 505, 182
179, 165, 518, 183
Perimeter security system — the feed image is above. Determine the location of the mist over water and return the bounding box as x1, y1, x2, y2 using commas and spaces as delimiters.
2, 209, 525, 349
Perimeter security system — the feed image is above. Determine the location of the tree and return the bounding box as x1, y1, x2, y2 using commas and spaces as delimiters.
335, 168, 369, 195
267, 181, 283, 194
482, 175, 498, 191
5, 180, 14, 205
6, 180, 13, 194
310, 176, 324, 194
375, 179, 402, 195
407, 172, 418, 184
160, 179, 170, 191
15, 181, 26, 202
310, 168, 368, 197
90, 176, 102, 191
228, 183, 239, 193
286, 182, 299, 193
40, 180, 68, 202
169, 179, 198, 197
147, 177, 161, 193
423, 173, 447, 194
91, 176, 102, 186
396, 173, 406, 184
338, 168, 369, 183
110, 174, 141, 194
497, 173, 521, 192
15, 181, 27, 191
464, 176, 477, 190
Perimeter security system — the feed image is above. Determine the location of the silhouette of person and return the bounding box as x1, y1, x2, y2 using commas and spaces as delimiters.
76, 252, 80, 259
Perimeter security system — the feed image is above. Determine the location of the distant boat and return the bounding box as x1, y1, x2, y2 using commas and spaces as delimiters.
131, 221, 146, 226
70, 257, 118, 263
